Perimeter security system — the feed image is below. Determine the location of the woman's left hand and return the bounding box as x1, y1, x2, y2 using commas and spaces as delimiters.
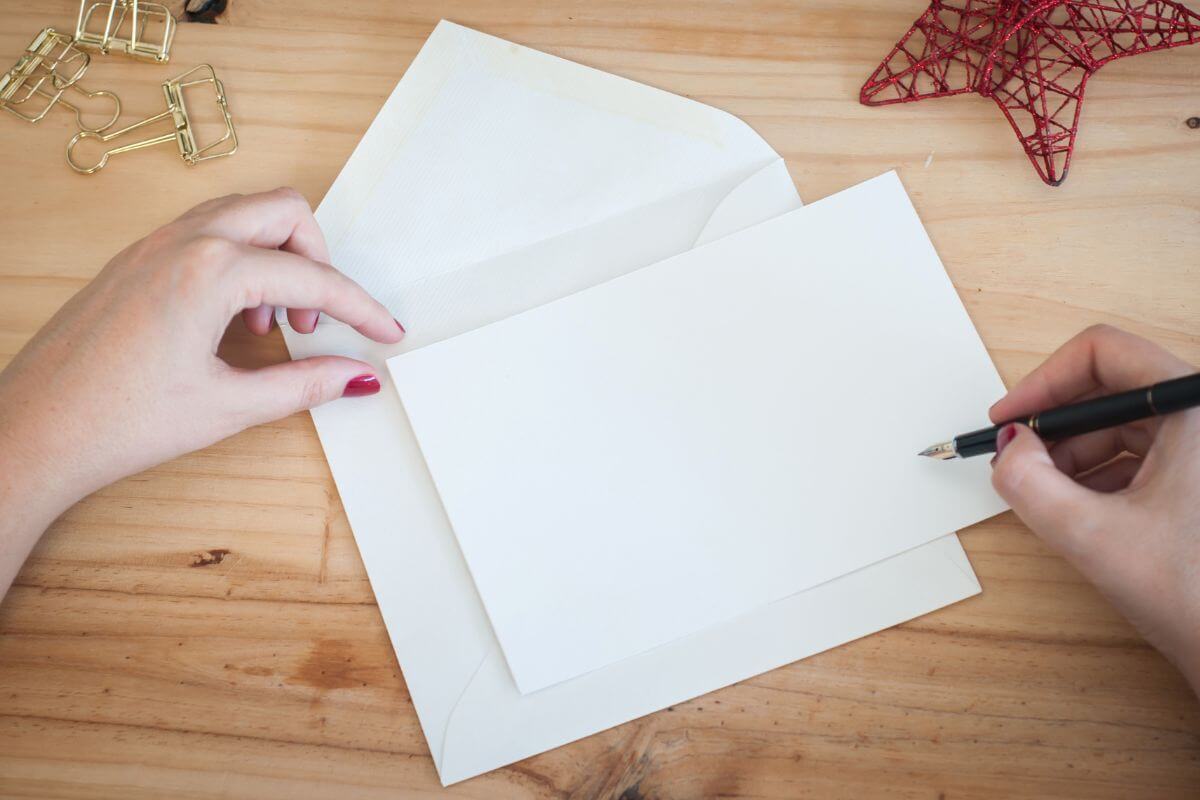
0, 188, 403, 595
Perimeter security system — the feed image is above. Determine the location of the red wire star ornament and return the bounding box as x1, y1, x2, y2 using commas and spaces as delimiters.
860, 1, 1200, 185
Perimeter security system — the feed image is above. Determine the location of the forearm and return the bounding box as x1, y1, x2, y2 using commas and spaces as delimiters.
0, 384, 75, 600
0, 456, 63, 601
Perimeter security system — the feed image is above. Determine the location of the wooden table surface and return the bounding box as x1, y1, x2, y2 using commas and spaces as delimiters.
2, 1, 1199, 797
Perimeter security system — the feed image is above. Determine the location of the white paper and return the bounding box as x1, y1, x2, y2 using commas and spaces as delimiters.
283, 20, 991, 784
390, 172, 1007, 694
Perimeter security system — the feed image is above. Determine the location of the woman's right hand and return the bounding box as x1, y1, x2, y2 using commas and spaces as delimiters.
989, 325, 1200, 692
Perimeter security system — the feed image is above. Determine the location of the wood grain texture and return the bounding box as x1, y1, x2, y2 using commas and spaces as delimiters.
1, 1, 1198, 797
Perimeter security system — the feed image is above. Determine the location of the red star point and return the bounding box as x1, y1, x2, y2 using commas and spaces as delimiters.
861, 0, 1200, 185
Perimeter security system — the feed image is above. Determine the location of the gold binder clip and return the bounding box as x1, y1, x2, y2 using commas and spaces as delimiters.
67, 64, 236, 174
0, 28, 120, 132
75, 0, 176, 63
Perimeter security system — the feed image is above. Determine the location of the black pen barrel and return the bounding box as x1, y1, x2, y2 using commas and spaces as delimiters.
1152, 373, 1200, 415
1033, 386, 1152, 441
945, 373, 1200, 459
1036, 373, 1200, 440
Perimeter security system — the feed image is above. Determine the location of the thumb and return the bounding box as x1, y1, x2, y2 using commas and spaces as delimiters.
991, 424, 1111, 560
231, 356, 382, 427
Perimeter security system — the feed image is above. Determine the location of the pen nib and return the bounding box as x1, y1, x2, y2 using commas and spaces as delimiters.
918, 441, 958, 460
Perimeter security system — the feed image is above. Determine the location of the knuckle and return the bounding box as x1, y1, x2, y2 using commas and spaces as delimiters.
273, 186, 308, 206
194, 193, 236, 211
316, 264, 352, 294
201, 193, 245, 217
118, 234, 162, 270
165, 236, 237, 292
1081, 322, 1121, 344
141, 223, 182, 253
298, 375, 327, 411
147, 221, 177, 241
184, 234, 235, 265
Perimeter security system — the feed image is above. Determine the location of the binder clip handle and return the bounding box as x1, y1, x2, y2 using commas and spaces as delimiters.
67, 109, 172, 174
1, 28, 118, 132
65, 64, 237, 174
59, 86, 121, 134
66, 130, 108, 174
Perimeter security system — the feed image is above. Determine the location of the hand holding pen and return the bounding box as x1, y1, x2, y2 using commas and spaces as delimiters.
951, 325, 1200, 693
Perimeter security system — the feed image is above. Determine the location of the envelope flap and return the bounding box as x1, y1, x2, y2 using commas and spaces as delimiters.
374, 160, 799, 351
314, 20, 781, 314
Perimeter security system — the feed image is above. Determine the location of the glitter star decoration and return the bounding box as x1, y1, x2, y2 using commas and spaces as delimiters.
861, 1, 1200, 185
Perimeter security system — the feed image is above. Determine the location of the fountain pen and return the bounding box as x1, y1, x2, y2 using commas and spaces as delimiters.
919, 372, 1200, 460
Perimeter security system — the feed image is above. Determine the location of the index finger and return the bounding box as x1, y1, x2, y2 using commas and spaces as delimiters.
990, 325, 1192, 423
224, 244, 403, 345
192, 187, 331, 264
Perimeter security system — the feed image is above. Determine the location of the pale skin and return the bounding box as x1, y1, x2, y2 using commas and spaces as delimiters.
989, 324, 1200, 694
0, 190, 1197, 696
0, 189, 402, 595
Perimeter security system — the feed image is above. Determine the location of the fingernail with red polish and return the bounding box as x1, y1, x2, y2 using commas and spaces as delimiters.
995, 423, 1018, 457
395, 319, 406, 336
343, 374, 380, 398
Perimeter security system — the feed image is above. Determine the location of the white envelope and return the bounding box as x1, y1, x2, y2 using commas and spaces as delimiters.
282, 20, 981, 785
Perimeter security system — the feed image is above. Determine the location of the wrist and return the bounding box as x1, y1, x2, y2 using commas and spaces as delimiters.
0, 390, 77, 594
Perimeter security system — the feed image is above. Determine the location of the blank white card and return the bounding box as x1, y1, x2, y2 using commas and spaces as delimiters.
389, 172, 1007, 695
